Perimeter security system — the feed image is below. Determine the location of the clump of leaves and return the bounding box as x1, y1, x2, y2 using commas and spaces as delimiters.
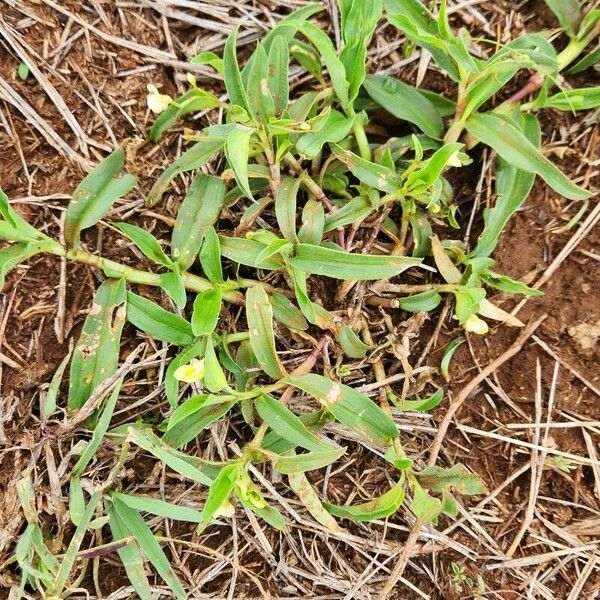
3, 0, 598, 596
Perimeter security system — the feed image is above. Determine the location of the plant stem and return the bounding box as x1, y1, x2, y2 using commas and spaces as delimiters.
65, 248, 245, 304
352, 119, 372, 161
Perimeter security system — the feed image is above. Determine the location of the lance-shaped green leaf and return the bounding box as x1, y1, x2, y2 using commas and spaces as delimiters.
73, 377, 123, 476
47, 492, 101, 597
297, 199, 325, 246
417, 463, 486, 495
246, 285, 286, 379
472, 112, 540, 257
465, 112, 591, 200
225, 126, 255, 200
275, 176, 299, 243
0, 241, 55, 289
464, 35, 557, 118
481, 270, 542, 296
219, 236, 285, 270
385, 0, 459, 80
65, 147, 137, 247
568, 46, 600, 74
296, 109, 355, 159
110, 497, 186, 599
164, 395, 236, 448
440, 337, 465, 381
172, 174, 226, 271
267, 35, 290, 116
363, 74, 444, 139
300, 22, 350, 110
108, 504, 152, 600
190, 51, 225, 74
247, 43, 275, 121
200, 462, 243, 528
223, 26, 249, 109
286, 373, 399, 446
288, 472, 341, 532
0, 188, 43, 242
159, 267, 187, 309
146, 137, 225, 206
115, 222, 173, 267
289, 243, 421, 280
536, 87, 600, 111
405, 143, 463, 193
112, 492, 203, 523
191, 287, 222, 336
331, 144, 402, 192
256, 393, 330, 452
126, 292, 195, 346
399, 289, 442, 313
338, 325, 370, 358
270, 445, 346, 474
199, 227, 223, 283
324, 479, 405, 521
68, 278, 126, 411
544, 0, 581, 36
324, 197, 373, 232
270, 293, 309, 331
203, 337, 229, 392
339, 0, 383, 101
150, 88, 220, 141
126, 426, 213, 485
394, 388, 444, 412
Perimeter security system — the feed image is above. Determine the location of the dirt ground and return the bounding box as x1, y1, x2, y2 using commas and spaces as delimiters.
0, 1, 599, 599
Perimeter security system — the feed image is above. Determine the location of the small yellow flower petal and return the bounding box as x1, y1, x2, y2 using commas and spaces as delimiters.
464, 314, 489, 335
146, 84, 172, 114
215, 500, 235, 518
186, 73, 197, 87
173, 358, 205, 383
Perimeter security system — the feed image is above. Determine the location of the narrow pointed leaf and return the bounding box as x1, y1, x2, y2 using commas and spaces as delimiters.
115, 222, 172, 267
324, 480, 405, 521
146, 137, 225, 207
289, 243, 421, 280
68, 278, 126, 410
111, 498, 186, 599
364, 74, 444, 138
126, 292, 194, 346
246, 285, 286, 379
286, 373, 399, 446
171, 174, 226, 270
465, 112, 591, 200
65, 147, 137, 247
256, 393, 329, 452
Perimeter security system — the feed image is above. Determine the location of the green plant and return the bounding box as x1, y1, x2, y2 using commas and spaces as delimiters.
2, 0, 598, 596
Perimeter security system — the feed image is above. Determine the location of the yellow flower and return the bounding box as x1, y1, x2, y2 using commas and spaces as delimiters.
173, 358, 205, 383
146, 84, 172, 114
464, 314, 489, 335
215, 500, 235, 518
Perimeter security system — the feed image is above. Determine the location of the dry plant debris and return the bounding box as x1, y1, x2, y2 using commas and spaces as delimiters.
0, 0, 599, 598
